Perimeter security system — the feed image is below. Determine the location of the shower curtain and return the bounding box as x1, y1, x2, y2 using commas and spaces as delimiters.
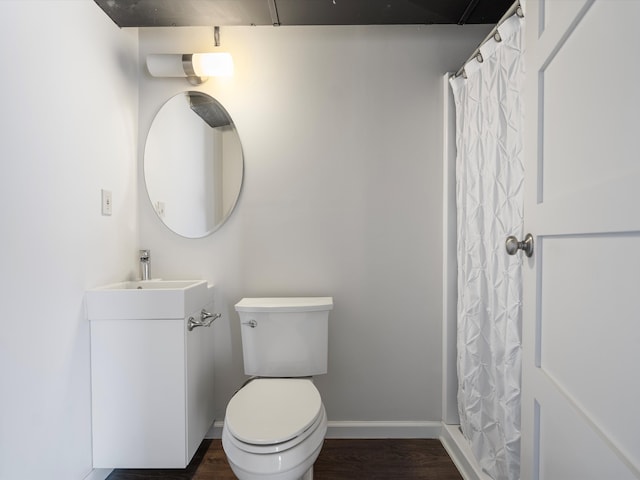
449, 13, 524, 480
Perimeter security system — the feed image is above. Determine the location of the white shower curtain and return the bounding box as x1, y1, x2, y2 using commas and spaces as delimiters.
449, 13, 524, 480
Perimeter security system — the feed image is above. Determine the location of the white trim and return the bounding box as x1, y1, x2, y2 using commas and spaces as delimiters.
326, 421, 441, 439
207, 420, 225, 439
440, 424, 492, 480
82, 469, 113, 480
442, 72, 460, 426
208, 420, 442, 439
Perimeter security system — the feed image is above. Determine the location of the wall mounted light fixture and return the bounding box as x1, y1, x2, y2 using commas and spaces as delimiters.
146, 52, 233, 85
147, 26, 233, 85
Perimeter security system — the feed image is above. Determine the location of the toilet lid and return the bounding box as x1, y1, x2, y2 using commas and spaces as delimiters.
225, 378, 322, 445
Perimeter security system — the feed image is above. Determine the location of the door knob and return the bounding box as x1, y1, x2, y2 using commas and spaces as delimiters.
505, 233, 534, 257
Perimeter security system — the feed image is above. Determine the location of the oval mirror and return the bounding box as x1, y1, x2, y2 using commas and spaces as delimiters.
144, 91, 244, 238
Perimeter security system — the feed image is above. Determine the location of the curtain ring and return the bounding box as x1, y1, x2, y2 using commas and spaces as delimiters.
476, 52, 483, 63
516, 6, 524, 17
494, 31, 502, 42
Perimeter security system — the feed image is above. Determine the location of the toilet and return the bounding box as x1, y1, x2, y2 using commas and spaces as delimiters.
222, 297, 333, 480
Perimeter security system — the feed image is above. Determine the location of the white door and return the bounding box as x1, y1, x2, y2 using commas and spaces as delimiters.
520, 1, 640, 479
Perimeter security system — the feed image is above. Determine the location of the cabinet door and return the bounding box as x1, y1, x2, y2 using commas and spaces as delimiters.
91, 319, 186, 468
186, 302, 216, 460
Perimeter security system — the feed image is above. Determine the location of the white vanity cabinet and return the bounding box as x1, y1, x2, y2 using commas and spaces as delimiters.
87, 282, 216, 468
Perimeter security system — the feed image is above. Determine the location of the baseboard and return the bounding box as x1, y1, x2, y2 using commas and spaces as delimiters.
326, 421, 442, 438
207, 420, 225, 439
209, 420, 441, 440
83, 468, 113, 480
440, 424, 492, 480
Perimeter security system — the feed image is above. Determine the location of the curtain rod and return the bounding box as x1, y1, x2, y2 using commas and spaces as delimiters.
453, 0, 524, 79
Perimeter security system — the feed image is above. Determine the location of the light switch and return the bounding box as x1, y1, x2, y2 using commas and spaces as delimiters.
101, 189, 112, 216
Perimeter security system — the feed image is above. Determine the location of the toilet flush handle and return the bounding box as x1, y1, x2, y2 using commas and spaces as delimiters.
242, 319, 257, 328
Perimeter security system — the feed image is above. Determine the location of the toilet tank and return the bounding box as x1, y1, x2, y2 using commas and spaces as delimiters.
235, 297, 333, 377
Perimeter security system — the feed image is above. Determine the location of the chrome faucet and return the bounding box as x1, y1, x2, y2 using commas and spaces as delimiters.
139, 249, 151, 281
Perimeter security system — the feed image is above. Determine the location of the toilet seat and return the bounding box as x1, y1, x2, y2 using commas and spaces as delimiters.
225, 402, 325, 455
225, 378, 322, 447
222, 404, 327, 480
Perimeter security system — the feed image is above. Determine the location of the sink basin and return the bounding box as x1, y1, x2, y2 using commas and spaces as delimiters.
99, 280, 205, 290
86, 279, 210, 320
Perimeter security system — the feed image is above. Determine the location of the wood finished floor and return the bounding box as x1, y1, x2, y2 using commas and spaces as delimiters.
107, 438, 463, 480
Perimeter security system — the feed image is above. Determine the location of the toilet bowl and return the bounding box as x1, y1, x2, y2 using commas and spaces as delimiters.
221, 297, 333, 480
222, 378, 328, 480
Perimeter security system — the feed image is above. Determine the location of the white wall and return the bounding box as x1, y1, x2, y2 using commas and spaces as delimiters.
138, 25, 488, 425
0, 1, 139, 479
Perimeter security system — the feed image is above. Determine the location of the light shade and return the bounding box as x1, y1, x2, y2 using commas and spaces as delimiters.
146, 53, 234, 84
192, 53, 233, 77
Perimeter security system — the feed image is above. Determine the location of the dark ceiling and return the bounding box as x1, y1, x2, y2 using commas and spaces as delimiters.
94, 0, 514, 27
